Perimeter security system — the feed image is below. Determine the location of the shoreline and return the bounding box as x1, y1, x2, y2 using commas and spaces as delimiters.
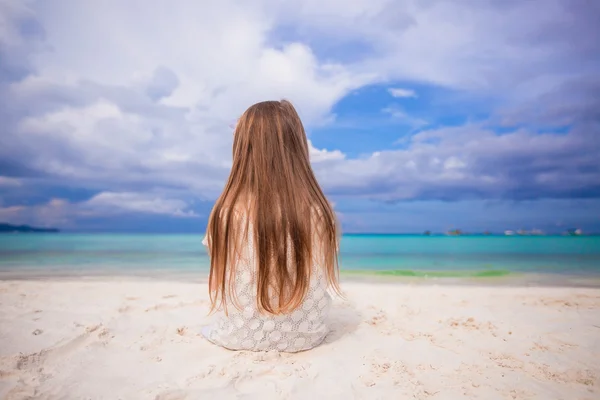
1, 268, 600, 288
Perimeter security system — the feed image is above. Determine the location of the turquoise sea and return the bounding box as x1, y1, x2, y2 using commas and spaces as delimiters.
1, 234, 599, 283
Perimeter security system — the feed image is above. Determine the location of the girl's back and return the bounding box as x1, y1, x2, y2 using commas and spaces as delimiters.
201, 100, 340, 352
202, 212, 332, 352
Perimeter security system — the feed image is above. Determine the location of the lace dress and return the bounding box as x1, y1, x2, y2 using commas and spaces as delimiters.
200, 229, 332, 353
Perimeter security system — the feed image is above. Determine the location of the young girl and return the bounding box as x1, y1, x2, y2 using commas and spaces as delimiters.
201, 100, 340, 353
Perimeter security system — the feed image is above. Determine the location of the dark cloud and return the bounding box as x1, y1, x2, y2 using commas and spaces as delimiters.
317, 122, 600, 202
499, 76, 600, 128
0, 3, 45, 84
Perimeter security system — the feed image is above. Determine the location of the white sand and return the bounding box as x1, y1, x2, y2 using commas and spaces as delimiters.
0, 279, 598, 399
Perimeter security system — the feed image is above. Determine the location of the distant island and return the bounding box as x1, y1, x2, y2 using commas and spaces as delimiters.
0, 223, 60, 233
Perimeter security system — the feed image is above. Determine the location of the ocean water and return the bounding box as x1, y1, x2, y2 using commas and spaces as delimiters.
1, 234, 599, 280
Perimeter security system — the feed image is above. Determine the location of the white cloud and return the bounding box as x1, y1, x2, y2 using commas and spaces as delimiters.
26, 1, 372, 121
0, 191, 198, 228
443, 156, 466, 170
382, 106, 428, 129
0, 0, 598, 230
388, 88, 416, 98
84, 192, 198, 218
308, 140, 345, 163
0, 0, 373, 201
276, 0, 598, 94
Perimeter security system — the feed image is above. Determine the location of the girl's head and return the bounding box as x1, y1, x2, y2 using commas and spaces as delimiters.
207, 100, 340, 314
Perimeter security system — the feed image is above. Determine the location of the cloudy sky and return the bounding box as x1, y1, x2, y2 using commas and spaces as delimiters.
0, 0, 599, 233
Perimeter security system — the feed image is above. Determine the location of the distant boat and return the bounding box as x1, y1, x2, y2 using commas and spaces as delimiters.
504, 230, 515, 236
446, 229, 462, 236
566, 228, 583, 236
423, 230, 431, 236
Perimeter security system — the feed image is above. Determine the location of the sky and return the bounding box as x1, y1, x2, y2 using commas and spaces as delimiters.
0, 0, 599, 233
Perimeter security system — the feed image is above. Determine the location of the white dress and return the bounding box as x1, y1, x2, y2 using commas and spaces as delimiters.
200, 228, 332, 353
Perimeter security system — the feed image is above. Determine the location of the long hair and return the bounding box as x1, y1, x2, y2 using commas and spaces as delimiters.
206, 100, 340, 315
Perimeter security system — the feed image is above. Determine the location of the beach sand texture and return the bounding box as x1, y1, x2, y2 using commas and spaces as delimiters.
0, 280, 598, 399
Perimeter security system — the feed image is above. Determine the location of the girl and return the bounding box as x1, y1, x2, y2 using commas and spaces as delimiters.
201, 100, 341, 352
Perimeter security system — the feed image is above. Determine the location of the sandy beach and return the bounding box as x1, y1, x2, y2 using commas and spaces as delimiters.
0, 278, 598, 399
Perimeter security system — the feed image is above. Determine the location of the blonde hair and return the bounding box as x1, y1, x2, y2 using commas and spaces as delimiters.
206, 100, 340, 314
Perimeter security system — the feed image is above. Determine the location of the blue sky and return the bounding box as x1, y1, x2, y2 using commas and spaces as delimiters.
0, 0, 599, 233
